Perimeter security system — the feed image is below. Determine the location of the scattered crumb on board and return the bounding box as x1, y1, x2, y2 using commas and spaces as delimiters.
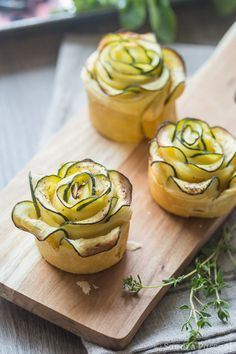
76, 281, 91, 295
127, 240, 142, 251
76, 281, 99, 295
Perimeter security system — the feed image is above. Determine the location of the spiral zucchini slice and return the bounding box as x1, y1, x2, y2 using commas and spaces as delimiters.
12, 159, 132, 274
148, 118, 236, 217
82, 32, 185, 142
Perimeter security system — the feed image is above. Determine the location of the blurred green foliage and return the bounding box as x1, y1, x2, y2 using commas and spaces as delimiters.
147, 0, 176, 43
73, 0, 176, 43
72, 0, 236, 43
119, 0, 176, 43
213, 0, 236, 15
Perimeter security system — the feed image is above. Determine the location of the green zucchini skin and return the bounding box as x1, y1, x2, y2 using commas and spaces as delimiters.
29, 172, 40, 218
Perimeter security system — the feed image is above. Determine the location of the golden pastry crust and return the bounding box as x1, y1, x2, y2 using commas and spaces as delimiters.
36, 223, 129, 274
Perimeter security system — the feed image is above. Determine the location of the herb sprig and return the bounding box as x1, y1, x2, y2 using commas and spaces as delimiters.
123, 225, 236, 350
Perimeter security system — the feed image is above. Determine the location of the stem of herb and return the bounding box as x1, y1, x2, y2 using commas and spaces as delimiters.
123, 224, 236, 349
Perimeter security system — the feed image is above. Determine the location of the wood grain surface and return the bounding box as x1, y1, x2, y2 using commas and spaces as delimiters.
0, 28, 236, 350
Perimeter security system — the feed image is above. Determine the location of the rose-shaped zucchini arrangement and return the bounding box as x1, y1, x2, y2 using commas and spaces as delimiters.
82, 32, 185, 143
12, 159, 132, 274
149, 118, 236, 217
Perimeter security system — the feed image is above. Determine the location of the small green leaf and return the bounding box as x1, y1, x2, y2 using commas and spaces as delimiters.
147, 0, 176, 43
200, 311, 211, 318
118, 0, 147, 30
218, 308, 230, 323
73, 0, 98, 12
213, 0, 236, 15
179, 304, 189, 310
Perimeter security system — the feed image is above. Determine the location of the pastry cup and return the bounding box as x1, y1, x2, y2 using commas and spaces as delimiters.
82, 32, 185, 143
148, 118, 236, 218
12, 159, 132, 274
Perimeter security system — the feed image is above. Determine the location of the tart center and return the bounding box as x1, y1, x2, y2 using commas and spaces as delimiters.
71, 181, 88, 200
182, 125, 200, 146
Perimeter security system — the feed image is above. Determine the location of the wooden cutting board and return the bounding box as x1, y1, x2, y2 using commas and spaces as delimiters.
0, 25, 236, 350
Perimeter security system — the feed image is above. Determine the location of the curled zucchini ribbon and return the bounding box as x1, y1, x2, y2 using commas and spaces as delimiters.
12, 159, 132, 274
149, 118, 236, 217
82, 32, 185, 142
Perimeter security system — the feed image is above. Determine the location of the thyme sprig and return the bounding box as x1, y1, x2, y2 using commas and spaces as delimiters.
123, 225, 236, 350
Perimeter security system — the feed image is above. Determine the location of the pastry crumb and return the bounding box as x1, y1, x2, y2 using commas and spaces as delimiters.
76, 281, 91, 295
76, 281, 99, 294
127, 240, 142, 251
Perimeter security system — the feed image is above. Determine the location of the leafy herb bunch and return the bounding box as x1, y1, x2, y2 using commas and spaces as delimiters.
73, 0, 176, 43
73, 0, 236, 44
123, 225, 236, 350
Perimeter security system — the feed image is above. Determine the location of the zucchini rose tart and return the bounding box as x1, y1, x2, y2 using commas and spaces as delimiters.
12, 159, 132, 274
82, 32, 185, 143
149, 118, 236, 218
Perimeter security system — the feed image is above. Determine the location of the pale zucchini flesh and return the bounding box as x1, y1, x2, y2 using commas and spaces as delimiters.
12, 159, 132, 273
149, 118, 236, 217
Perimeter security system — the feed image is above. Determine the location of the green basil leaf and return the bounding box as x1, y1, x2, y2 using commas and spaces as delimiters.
148, 0, 176, 43
118, 0, 147, 30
